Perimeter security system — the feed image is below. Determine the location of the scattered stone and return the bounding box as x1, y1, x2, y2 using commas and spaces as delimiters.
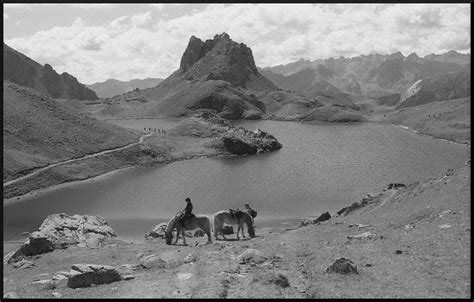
122, 275, 135, 281
5, 214, 115, 263
365, 264, 372, 267
237, 249, 267, 264
12, 259, 34, 269
439, 224, 452, 230
266, 272, 289, 288
347, 232, 376, 240
118, 264, 143, 275
51, 292, 62, 298
139, 255, 167, 269
3, 292, 20, 299
326, 258, 358, 275
136, 252, 144, 259
395, 250, 403, 254
32, 279, 53, 285
183, 253, 197, 264
67, 264, 122, 288
384, 183, 406, 190
348, 223, 370, 229
177, 272, 193, 281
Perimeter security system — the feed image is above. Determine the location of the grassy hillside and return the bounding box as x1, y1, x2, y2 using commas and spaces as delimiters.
384, 97, 471, 144
3, 81, 138, 182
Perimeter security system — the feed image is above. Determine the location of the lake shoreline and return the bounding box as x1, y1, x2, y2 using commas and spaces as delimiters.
3, 120, 470, 206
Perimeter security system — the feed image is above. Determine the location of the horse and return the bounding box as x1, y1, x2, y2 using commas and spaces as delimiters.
213, 210, 255, 240
164, 213, 213, 245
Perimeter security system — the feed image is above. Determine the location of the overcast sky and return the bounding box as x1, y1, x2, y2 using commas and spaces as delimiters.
3, 3, 471, 84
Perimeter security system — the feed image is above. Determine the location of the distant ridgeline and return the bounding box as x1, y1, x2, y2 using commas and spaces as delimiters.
260, 50, 470, 107
86, 78, 164, 99
3, 43, 98, 100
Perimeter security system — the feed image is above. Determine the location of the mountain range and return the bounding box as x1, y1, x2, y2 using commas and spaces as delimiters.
261, 51, 469, 101
3, 43, 98, 101
86, 78, 163, 98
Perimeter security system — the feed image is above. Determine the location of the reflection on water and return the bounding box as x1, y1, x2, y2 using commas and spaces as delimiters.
4, 119, 470, 240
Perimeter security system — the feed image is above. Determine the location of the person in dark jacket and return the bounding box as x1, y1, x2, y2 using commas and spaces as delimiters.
178, 197, 194, 226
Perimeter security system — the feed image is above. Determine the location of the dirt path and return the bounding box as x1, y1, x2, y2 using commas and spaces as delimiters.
3, 133, 154, 188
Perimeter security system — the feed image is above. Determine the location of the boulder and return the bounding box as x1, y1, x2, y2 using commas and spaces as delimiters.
67, 264, 122, 288
5, 214, 116, 263
12, 259, 34, 269
145, 223, 168, 239
300, 211, 331, 226
326, 258, 358, 275
139, 255, 167, 269
221, 127, 282, 155
347, 232, 376, 240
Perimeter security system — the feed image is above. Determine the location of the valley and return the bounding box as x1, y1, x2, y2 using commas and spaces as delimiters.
3, 10, 471, 297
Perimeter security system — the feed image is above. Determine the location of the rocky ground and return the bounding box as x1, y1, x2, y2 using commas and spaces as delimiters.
3, 158, 470, 298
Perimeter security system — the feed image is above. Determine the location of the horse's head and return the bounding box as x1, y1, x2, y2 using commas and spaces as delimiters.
165, 216, 176, 245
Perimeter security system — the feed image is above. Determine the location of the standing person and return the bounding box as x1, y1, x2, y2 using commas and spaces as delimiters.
244, 203, 257, 220
244, 203, 257, 237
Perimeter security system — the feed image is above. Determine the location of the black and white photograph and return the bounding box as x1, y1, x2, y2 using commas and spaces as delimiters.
3, 3, 471, 298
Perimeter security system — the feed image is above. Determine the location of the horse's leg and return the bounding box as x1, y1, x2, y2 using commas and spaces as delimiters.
174, 227, 179, 244
182, 228, 187, 246
236, 224, 240, 240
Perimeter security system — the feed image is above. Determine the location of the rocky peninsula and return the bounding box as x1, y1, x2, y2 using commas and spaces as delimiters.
4, 111, 282, 201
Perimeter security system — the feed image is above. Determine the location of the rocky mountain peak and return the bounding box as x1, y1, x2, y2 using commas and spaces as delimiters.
176, 33, 275, 90
214, 32, 230, 41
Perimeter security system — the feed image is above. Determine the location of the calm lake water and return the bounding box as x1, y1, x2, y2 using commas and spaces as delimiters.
3, 119, 470, 240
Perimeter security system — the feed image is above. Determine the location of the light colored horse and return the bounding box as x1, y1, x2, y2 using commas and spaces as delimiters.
165, 214, 213, 245
213, 210, 255, 240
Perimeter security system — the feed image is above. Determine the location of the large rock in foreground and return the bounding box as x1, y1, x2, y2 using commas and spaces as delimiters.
5, 213, 115, 263
67, 264, 122, 288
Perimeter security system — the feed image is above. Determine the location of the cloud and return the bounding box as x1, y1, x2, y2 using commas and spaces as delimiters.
3, 4, 31, 9
4, 14, 8, 19
5, 4, 470, 83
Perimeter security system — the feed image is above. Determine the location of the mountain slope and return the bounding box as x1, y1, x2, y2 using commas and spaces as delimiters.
3, 81, 137, 182
397, 70, 471, 109
262, 51, 467, 98
92, 33, 281, 119
87, 78, 163, 98
3, 43, 98, 100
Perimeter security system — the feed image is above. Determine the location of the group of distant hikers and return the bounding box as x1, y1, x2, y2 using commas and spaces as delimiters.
143, 127, 166, 134
176, 197, 257, 235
